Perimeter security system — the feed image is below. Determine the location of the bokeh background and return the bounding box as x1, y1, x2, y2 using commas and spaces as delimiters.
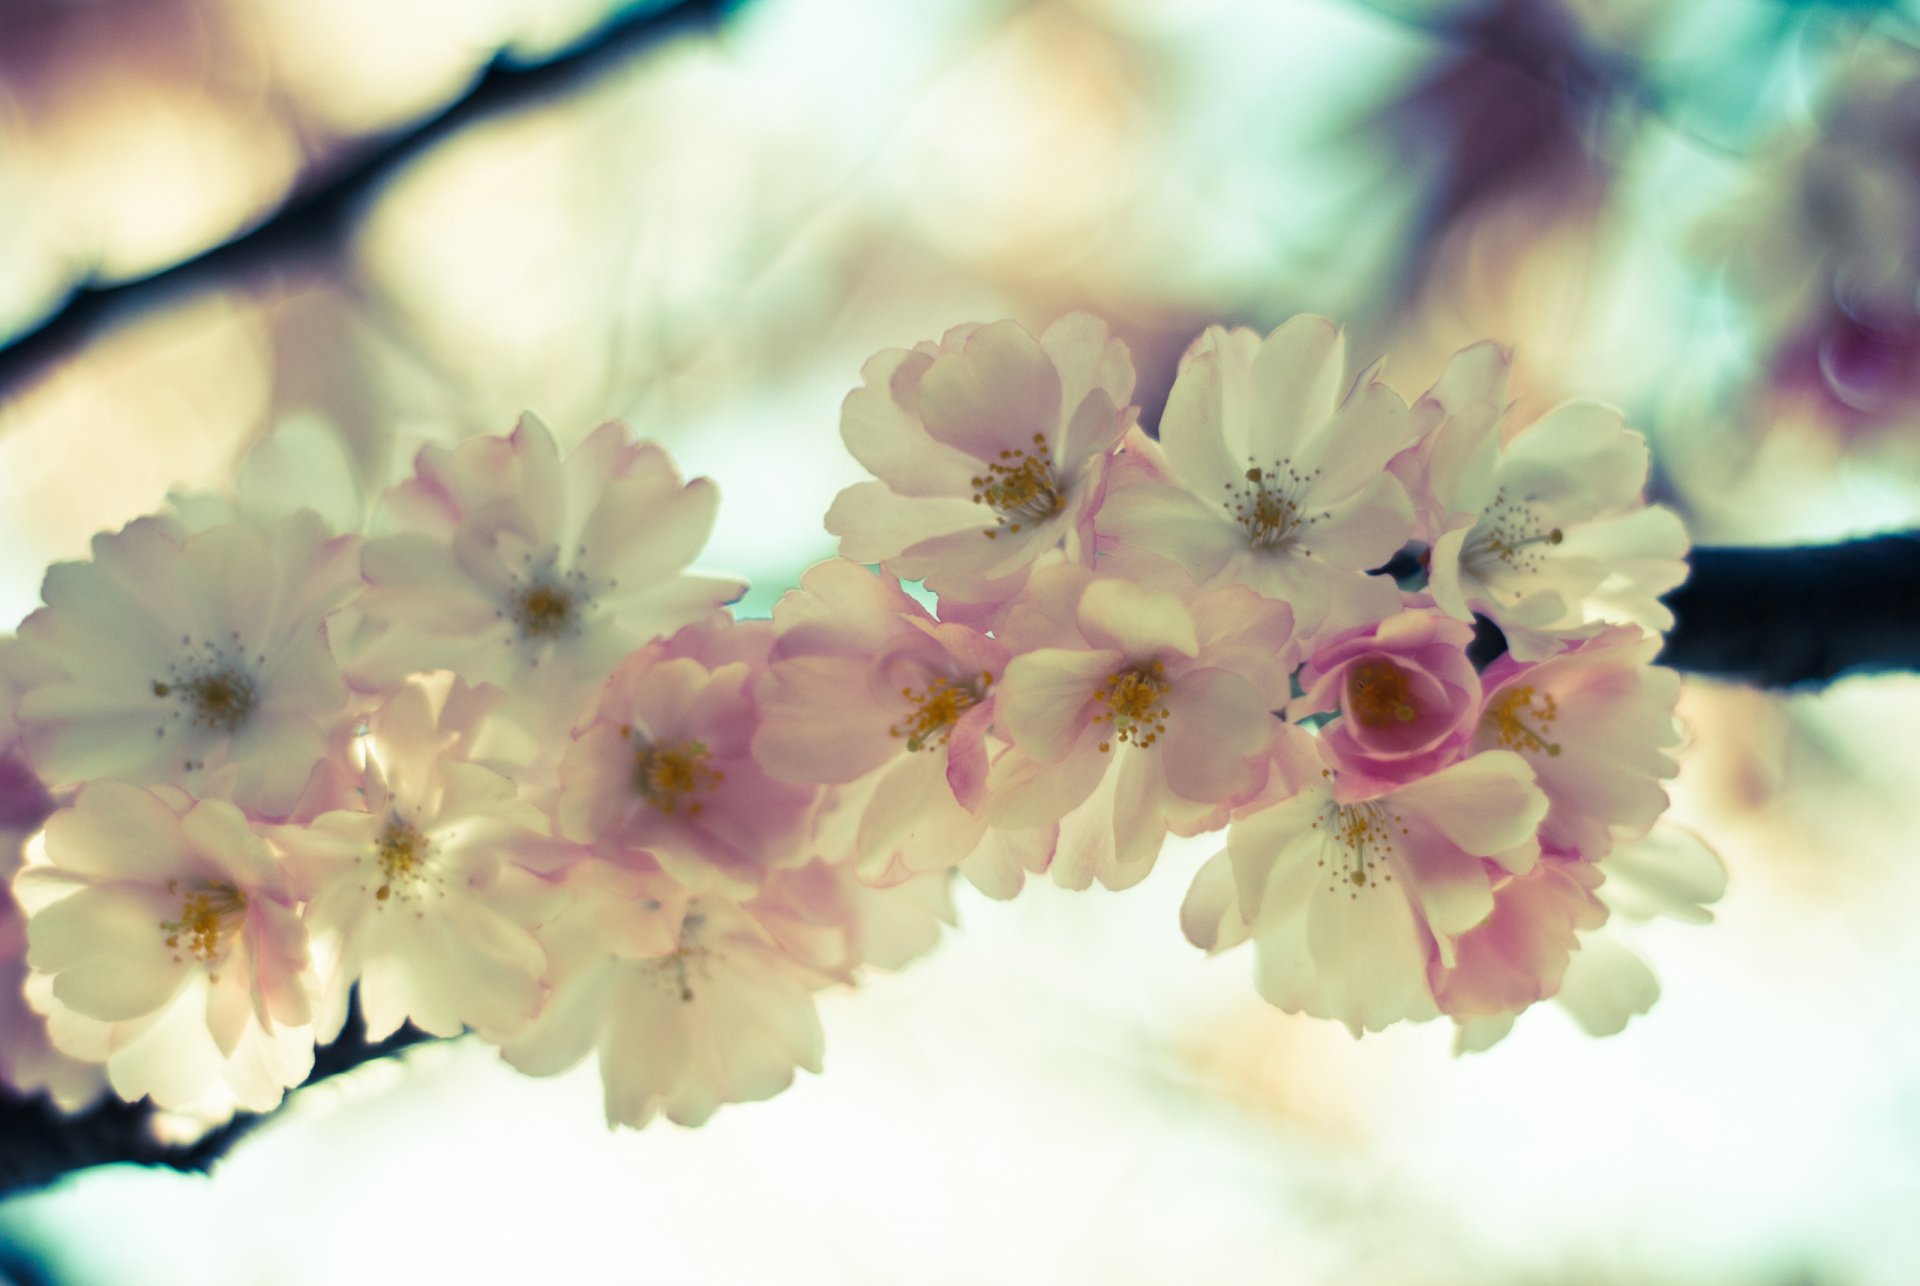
3, 0, 1920, 1281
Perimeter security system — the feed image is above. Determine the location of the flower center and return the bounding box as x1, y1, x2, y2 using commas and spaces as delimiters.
1346, 659, 1417, 728
1309, 797, 1405, 895
500, 547, 604, 645
161, 879, 247, 965
1222, 459, 1325, 553
1465, 490, 1563, 574
1487, 685, 1561, 756
513, 584, 575, 638
1092, 661, 1170, 752
631, 738, 723, 815
972, 435, 1065, 538
890, 672, 992, 753
153, 652, 260, 736
372, 817, 434, 904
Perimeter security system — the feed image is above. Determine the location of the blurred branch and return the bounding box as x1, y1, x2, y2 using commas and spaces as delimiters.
0, 0, 731, 404
1659, 533, 1920, 688
0, 1000, 430, 1200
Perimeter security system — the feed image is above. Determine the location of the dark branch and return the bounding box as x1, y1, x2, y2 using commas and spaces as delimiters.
1658, 532, 1920, 688
0, 1000, 430, 1200
0, 0, 730, 403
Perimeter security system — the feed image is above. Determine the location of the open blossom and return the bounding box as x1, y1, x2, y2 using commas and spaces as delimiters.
502, 859, 829, 1128
1472, 624, 1681, 859
15, 781, 315, 1110
269, 675, 551, 1044
354, 414, 744, 721
1454, 824, 1725, 1052
986, 566, 1295, 890
1401, 343, 1687, 660
1185, 742, 1547, 1035
1291, 606, 1481, 789
555, 615, 819, 898
1429, 851, 1607, 1020
754, 559, 1052, 890
824, 314, 1135, 621
1098, 318, 1417, 639
11, 512, 362, 820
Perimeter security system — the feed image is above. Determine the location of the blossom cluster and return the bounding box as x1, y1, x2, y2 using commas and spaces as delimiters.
0, 313, 1718, 1129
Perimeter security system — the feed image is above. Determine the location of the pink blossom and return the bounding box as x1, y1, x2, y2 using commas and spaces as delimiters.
1189, 744, 1547, 1035
1472, 625, 1681, 859
1401, 344, 1688, 660
1291, 606, 1481, 788
1097, 319, 1417, 639
502, 858, 828, 1128
1453, 824, 1724, 1051
1429, 853, 1607, 1020
15, 781, 316, 1110
354, 414, 744, 724
986, 565, 1295, 890
755, 559, 1045, 888
268, 675, 552, 1044
11, 512, 363, 820
555, 615, 820, 898
824, 314, 1135, 622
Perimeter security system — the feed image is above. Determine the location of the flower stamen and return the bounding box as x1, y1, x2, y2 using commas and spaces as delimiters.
161, 879, 247, 965
631, 738, 723, 815
1347, 658, 1417, 728
1222, 458, 1327, 554
972, 435, 1065, 538
1308, 798, 1405, 896
372, 817, 433, 903
1487, 685, 1561, 756
890, 672, 992, 752
1092, 661, 1170, 752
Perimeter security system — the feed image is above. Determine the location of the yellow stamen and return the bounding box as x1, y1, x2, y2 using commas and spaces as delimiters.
890, 672, 992, 753
1307, 799, 1406, 896
633, 739, 723, 815
372, 817, 431, 903
1092, 661, 1170, 751
1346, 658, 1418, 728
971, 434, 1064, 537
1488, 685, 1561, 756
1221, 457, 1326, 552
160, 879, 247, 965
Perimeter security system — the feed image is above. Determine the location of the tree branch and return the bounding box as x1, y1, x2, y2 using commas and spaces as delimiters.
0, 1001, 429, 1200
0, 0, 730, 403
1657, 532, 1920, 688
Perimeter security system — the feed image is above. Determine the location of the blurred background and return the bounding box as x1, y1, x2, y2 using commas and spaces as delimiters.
3, 0, 1920, 1280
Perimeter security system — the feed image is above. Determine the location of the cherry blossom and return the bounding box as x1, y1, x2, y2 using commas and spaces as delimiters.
502, 858, 830, 1128
1403, 343, 1688, 660
14, 781, 316, 1111
354, 414, 744, 723
1291, 606, 1482, 789
10, 511, 362, 820
268, 675, 551, 1043
824, 314, 1135, 622
1471, 625, 1681, 859
1429, 851, 1607, 1021
1097, 318, 1417, 639
753, 559, 1053, 893
554, 615, 820, 898
1453, 824, 1725, 1052
986, 565, 1295, 890
1189, 743, 1547, 1035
